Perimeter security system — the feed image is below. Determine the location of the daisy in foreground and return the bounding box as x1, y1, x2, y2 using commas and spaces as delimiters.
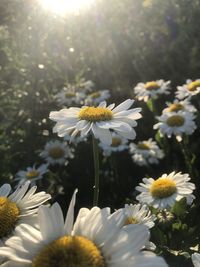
99, 132, 128, 156
153, 110, 197, 142
40, 140, 74, 166
129, 138, 164, 166
136, 172, 195, 209
192, 253, 200, 267
176, 79, 200, 99
0, 191, 168, 267
133, 80, 171, 102
14, 164, 48, 185
49, 99, 142, 145
0, 181, 51, 246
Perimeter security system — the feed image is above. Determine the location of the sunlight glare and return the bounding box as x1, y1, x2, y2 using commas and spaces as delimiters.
40, 0, 95, 15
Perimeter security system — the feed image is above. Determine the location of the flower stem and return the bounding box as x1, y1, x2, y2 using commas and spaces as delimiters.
92, 136, 100, 206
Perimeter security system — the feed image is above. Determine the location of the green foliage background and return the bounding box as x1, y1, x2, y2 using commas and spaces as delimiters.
0, 1, 200, 266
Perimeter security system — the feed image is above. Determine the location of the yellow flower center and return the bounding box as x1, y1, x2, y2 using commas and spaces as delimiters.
78, 107, 113, 122
65, 92, 76, 98
32, 235, 105, 267
144, 81, 160, 91
49, 147, 65, 159
111, 137, 122, 147
124, 217, 138, 225
167, 103, 183, 112
150, 178, 177, 199
137, 143, 150, 150
0, 197, 20, 238
89, 92, 101, 99
166, 115, 185, 127
26, 170, 40, 179
187, 80, 200, 91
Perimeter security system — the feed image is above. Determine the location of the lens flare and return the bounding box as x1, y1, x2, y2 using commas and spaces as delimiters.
40, 0, 95, 15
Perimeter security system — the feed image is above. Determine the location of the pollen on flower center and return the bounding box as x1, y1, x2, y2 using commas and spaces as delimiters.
32, 235, 105, 267
144, 81, 160, 91
26, 170, 40, 179
168, 103, 183, 112
124, 217, 138, 225
49, 147, 65, 159
137, 143, 150, 150
150, 178, 177, 199
0, 197, 20, 238
187, 80, 200, 91
166, 115, 185, 127
111, 137, 122, 147
89, 92, 101, 99
78, 107, 113, 122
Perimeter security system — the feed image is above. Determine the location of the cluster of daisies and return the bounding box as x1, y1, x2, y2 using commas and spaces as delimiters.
134, 79, 198, 142
0, 182, 171, 267
14, 140, 74, 187
55, 79, 110, 107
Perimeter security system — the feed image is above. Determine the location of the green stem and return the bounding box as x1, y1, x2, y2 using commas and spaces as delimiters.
92, 136, 100, 206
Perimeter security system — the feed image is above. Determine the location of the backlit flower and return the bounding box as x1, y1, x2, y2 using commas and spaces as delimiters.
56, 86, 85, 107
129, 138, 164, 166
99, 132, 128, 156
14, 164, 48, 185
153, 111, 197, 142
136, 172, 195, 209
134, 80, 171, 102
0, 181, 51, 246
40, 140, 74, 166
84, 90, 110, 106
176, 79, 200, 99
163, 99, 197, 114
0, 191, 167, 267
49, 99, 142, 145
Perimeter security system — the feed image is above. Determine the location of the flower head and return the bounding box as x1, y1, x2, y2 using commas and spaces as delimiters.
99, 132, 128, 156
0, 191, 167, 267
133, 80, 171, 102
0, 181, 51, 245
56, 86, 85, 107
14, 164, 48, 185
176, 79, 200, 99
153, 111, 197, 142
49, 99, 142, 145
117, 203, 155, 229
163, 99, 197, 114
136, 172, 195, 209
129, 138, 164, 166
40, 140, 74, 166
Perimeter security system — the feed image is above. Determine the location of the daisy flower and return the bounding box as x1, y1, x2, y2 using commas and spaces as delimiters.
99, 132, 128, 156
0, 191, 168, 267
133, 80, 171, 102
192, 253, 200, 267
116, 203, 155, 229
136, 171, 195, 209
40, 140, 74, 166
49, 99, 142, 145
14, 164, 48, 185
55, 86, 85, 107
153, 111, 197, 142
129, 138, 164, 166
176, 79, 200, 99
84, 90, 110, 106
163, 99, 197, 114
0, 181, 51, 246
